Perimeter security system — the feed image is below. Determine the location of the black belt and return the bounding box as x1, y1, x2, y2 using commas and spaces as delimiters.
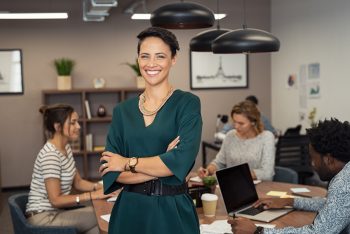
123, 179, 188, 196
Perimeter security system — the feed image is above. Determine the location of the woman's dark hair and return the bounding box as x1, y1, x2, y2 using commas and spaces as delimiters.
39, 104, 74, 139
231, 101, 263, 134
307, 118, 350, 163
137, 27, 180, 57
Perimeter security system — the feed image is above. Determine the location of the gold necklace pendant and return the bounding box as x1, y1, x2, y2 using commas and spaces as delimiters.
138, 87, 174, 116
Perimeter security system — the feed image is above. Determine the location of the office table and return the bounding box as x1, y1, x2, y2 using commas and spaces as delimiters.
201, 140, 221, 167
92, 181, 327, 233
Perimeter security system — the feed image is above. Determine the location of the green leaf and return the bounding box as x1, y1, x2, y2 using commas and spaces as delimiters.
202, 176, 217, 187
124, 58, 141, 76
54, 58, 75, 76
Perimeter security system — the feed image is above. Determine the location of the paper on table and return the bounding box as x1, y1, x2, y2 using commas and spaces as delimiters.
200, 219, 276, 234
190, 176, 203, 183
266, 191, 287, 197
253, 180, 262, 185
101, 214, 110, 223
200, 219, 232, 234
255, 223, 276, 229
290, 188, 310, 193
280, 194, 296, 198
107, 195, 118, 202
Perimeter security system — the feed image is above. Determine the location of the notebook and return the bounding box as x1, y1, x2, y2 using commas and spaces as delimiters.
216, 163, 293, 222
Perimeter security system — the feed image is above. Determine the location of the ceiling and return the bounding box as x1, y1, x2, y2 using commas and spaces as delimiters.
0, 0, 157, 21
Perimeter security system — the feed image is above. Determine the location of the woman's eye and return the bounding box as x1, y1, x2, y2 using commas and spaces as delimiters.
156, 55, 166, 60
139, 55, 149, 60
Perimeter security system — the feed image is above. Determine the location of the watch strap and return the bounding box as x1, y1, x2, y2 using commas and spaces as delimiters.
128, 157, 138, 173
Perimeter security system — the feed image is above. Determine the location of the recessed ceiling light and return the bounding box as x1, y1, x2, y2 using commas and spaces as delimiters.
0, 12, 68, 20
131, 13, 151, 20
131, 13, 225, 20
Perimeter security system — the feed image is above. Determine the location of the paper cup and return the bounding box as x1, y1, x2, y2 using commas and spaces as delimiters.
201, 193, 218, 217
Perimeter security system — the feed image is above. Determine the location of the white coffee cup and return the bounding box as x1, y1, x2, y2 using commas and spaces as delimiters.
201, 193, 218, 217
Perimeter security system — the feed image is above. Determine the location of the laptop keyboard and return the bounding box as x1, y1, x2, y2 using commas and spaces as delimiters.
239, 206, 265, 216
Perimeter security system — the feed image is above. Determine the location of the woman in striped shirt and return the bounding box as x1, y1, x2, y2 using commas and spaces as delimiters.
26, 104, 112, 234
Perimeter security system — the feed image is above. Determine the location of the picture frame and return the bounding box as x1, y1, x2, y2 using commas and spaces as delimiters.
0, 49, 24, 95
190, 51, 248, 90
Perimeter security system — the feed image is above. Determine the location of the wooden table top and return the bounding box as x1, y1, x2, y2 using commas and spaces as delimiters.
92, 181, 327, 234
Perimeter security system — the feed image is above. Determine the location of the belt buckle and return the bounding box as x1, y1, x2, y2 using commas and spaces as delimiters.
148, 180, 162, 196
145, 181, 152, 196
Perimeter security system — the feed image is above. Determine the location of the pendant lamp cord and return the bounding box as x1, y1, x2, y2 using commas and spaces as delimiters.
216, 0, 221, 29
242, 0, 247, 29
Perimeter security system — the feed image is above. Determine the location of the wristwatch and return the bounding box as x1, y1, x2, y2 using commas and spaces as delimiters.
254, 226, 264, 234
76, 195, 80, 205
128, 157, 139, 173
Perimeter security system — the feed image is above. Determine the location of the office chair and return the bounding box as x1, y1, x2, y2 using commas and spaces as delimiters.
284, 124, 302, 136
8, 193, 77, 234
273, 166, 299, 184
275, 135, 314, 184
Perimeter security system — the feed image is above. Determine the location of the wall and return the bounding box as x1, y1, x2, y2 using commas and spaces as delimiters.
271, 0, 350, 133
0, 0, 271, 187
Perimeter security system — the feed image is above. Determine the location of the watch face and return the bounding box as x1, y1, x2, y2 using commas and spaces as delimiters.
129, 157, 137, 166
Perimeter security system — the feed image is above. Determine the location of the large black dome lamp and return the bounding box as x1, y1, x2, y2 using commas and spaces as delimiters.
190, 0, 230, 51
212, 0, 280, 54
150, 1, 215, 29
190, 28, 230, 51
212, 26, 280, 53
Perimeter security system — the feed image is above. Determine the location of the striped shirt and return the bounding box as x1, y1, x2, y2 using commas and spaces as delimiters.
26, 142, 76, 213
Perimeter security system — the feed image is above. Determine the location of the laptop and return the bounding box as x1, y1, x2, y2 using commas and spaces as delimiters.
216, 163, 293, 222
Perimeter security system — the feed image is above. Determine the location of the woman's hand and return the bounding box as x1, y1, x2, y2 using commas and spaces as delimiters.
167, 136, 180, 152
197, 167, 209, 178
90, 188, 115, 200
250, 170, 257, 180
99, 151, 128, 176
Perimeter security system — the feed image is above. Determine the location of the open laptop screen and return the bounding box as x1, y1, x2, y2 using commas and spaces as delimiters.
216, 163, 258, 214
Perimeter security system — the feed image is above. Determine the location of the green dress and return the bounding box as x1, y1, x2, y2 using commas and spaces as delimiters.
103, 89, 202, 234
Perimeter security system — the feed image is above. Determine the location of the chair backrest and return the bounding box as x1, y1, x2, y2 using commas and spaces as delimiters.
284, 124, 302, 136
8, 193, 77, 234
275, 135, 315, 184
274, 166, 299, 184
275, 134, 310, 167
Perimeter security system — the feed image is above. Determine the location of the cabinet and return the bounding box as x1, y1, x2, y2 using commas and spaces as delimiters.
42, 88, 142, 179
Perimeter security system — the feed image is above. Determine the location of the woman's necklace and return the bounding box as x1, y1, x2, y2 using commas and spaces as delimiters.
139, 87, 174, 116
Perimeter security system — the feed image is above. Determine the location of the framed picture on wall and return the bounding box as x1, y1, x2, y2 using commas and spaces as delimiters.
0, 49, 24, 95
190, 52, 248, 90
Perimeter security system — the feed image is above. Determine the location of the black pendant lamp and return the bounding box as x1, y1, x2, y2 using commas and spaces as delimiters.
212, 0, 280, 53
150, 1, 215, 29
190, 0, 230, 51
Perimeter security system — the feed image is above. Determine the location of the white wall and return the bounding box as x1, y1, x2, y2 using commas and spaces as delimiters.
271, 0, 350, 133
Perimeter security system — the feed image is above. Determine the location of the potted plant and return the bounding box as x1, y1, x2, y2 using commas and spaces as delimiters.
202, 176, 217, 194
125, 59, 145, 89
54, 58, 75, 90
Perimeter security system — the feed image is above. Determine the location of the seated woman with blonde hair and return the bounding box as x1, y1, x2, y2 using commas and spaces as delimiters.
198, 100, 275, 181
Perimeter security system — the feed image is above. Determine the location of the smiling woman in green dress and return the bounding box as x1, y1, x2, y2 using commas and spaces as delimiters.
99, 27, 203, 234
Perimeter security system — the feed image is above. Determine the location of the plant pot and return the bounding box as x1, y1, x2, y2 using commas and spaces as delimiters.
136, 76, 145, 89
57, 75, 72, 90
